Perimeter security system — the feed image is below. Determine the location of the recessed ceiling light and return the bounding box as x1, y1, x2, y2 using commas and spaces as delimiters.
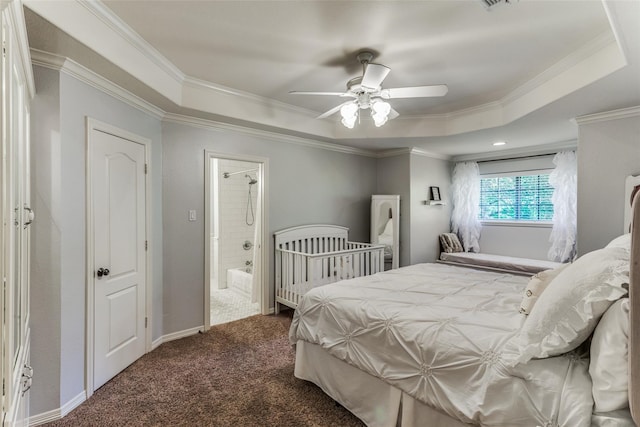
493, 141, 506, 146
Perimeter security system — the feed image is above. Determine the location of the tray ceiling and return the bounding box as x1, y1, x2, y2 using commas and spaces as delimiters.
23, 0, 640, 155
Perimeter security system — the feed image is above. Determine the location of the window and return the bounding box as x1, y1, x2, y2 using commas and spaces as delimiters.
479, 172, 553, 222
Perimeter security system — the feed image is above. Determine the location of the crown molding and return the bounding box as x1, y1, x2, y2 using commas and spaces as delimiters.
75, 1, 321, 121
574, 105, 640, 125
23, 0, 184, 103
163, 113, 378, 158
376, 148, 412, 158
602, 0, 629, 64
502, 31, 618, 106
30, 48, 378, 157
30, 48, 166, 120
183, 76, 319, 119
410, 148, 452, 161
375, 148, 451, 161
78, 0, 185, 83
78, 0, 327, 127
394, 31, 620, 126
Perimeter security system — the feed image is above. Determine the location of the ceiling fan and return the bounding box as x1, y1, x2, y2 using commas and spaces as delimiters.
290, 51, 448, 128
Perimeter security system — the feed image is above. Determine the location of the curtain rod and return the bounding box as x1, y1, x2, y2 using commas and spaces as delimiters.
475, 153, 557, 164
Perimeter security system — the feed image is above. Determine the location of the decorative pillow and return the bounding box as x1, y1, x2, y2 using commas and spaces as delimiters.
605, 233, 631, 251
590, 298, 629, 413
519, 263, 569, 315
505, 246, 629, 365
439, 233, 463, 253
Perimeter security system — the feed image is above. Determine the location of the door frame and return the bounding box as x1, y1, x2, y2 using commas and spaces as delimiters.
204, 150, 269, 330
85, 117, 152, 397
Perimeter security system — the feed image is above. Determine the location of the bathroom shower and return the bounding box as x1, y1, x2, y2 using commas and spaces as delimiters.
209, 158, 263, 326
222, 168, 258, 226
245, 174, 257, 226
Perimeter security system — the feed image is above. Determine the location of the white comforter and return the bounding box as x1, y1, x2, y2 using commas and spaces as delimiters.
290, 263, 593, 426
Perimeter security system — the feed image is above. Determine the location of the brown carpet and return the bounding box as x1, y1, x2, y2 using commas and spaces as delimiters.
45, 313, 364, 427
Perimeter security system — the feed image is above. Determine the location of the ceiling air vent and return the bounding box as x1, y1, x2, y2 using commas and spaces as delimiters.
479, 0, 516, 10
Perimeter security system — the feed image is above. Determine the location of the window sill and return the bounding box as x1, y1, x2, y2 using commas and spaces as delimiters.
481, 220, 553, 228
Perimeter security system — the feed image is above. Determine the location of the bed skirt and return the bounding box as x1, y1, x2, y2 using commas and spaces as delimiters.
294, 340, 469, 427
294, 340, 635, 427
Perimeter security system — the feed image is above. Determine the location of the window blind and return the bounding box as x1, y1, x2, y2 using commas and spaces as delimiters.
479, 173, 554, 221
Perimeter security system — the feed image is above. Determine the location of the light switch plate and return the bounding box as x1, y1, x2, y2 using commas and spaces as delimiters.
188, 210, 196, 221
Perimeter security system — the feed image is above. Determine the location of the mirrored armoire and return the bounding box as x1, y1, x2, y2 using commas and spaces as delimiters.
371, 195, 399, 270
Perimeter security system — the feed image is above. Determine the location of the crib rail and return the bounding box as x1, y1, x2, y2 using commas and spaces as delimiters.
275, 237, 384, 312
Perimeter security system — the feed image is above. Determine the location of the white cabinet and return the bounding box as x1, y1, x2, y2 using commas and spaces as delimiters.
371, 195, 400, 270
1, 1, 34, 425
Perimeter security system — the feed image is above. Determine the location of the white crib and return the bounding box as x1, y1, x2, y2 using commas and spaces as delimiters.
274, 224, 385, 313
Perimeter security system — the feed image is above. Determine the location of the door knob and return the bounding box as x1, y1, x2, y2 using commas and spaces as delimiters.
96, 268, 110, 278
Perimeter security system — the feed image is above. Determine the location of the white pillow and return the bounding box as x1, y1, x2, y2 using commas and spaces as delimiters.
605, 233, 631, 251
506, 247, 629, 365
590, 298, 629, 413
519, 264, 569, 315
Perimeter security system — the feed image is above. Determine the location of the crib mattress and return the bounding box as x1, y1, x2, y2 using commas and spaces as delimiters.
439, 251, 562, 274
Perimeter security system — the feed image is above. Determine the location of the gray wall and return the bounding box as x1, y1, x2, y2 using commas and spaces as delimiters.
376, 154, 411, 266
480, 225, 552, 259
375, 152, 452, 265
409, 155, 453, 264
30, 66, 62, 414
577, 114, 640, 255
30, 66, 163, 414
162, 121, 377, 334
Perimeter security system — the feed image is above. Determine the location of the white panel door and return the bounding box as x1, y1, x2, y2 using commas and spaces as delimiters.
91, 129, 146, 390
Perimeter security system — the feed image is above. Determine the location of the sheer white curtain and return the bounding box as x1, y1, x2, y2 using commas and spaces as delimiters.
548, 151, 577, 262
451, 162, 482, 252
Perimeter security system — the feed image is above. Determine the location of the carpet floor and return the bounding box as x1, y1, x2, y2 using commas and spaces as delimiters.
45, 313, 364, 427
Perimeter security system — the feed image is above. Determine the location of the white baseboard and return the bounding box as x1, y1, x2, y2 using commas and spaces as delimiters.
29, 408, 59, 426
151, 325, 204, 350
61, 391, 87, 416
29, 390, 86, 426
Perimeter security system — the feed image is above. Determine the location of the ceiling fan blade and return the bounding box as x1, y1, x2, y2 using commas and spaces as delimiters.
289, 91, 352, 97
317, 101, 352, 119
388, 107, 400, 120
381, 84, 448, 99
361, 63, 391, 90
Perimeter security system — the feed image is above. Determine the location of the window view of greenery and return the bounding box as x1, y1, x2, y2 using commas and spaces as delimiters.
479, 174, 554, 221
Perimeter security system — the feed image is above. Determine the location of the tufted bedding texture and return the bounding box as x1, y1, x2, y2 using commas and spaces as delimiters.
290, 263, 594, 426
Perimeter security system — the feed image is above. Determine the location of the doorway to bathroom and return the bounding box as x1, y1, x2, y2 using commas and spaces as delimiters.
204, 152, 268, 328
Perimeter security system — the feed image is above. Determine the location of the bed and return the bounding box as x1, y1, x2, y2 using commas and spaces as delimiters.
289, 177, 640, 427
274, 224, 385, 313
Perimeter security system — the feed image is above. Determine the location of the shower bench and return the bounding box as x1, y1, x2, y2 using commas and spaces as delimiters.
274, 224, 385, 313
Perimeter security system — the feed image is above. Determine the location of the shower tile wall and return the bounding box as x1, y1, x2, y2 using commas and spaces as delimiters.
218, 159, 259, 289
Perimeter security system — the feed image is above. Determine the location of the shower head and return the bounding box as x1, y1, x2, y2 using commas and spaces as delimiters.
246, 174, 258, 185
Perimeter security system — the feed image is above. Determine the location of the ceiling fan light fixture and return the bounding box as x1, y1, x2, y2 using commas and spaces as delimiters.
294, 51, 448, 129
371, 100, 391, 127
342, 115, 357, 129
372, 114, 388, 127
340, 102, 359, 129
372, 100, 391, 115
340, 102, 358, 119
